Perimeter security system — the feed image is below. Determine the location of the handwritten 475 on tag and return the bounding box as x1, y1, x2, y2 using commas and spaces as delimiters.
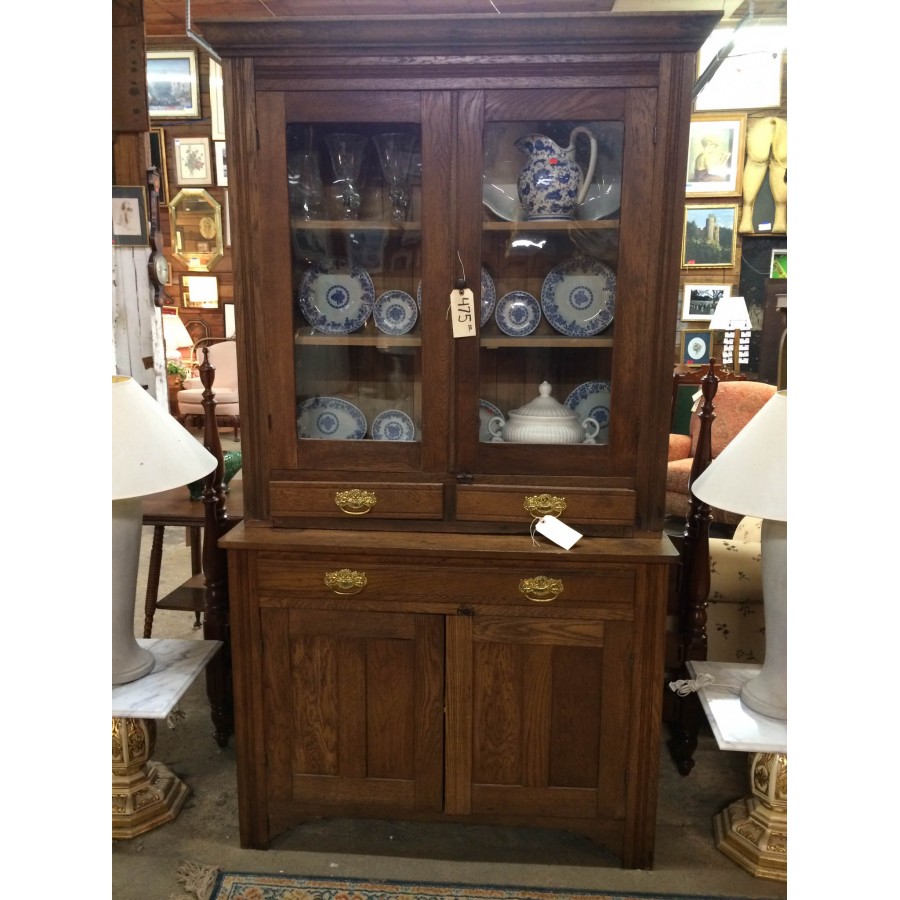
450, 288, 476, 338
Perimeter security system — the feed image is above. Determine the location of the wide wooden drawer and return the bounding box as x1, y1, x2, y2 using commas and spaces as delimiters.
270, 480, 444, 521
256, 554, 637, 612
455, 484, 636, 526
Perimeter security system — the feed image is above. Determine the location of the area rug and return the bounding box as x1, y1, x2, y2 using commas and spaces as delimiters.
174, 861, 758, 900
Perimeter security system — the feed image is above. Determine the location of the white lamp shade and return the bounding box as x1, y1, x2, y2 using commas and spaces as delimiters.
162, 313, 193, 352
691, 390, 787, 521
709, 295, 752, 332
112, 376, 217, 500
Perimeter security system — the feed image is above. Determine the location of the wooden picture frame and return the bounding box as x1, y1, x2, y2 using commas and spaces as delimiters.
694, 28, 783, 112
680, 328, 713, 367
215, 141, 228, 187
209, 59, 226, 140
112, 186, 148, 247
682, 204, 738, 268
770, 248, 788, 279
147, 50, 200, 119
682, 283, 731, 322
685, 114, 746, 197
149, 128, 170, 204
173, 136, 212, 186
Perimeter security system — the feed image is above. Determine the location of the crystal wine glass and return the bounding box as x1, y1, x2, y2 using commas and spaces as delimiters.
325, 133, 368, 220
373, 133, 416, 224
287, 149, 324, 220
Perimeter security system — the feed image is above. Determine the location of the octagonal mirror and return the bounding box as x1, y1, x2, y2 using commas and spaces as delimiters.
168, 188, 224, 271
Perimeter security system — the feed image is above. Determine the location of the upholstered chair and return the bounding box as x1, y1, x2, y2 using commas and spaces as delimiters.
177, 339, 240, 440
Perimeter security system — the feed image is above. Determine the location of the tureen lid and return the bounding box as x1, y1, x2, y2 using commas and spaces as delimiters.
511, 382, 575, 419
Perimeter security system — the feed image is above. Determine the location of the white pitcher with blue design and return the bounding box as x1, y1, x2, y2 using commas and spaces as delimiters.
515, 127, 597, 221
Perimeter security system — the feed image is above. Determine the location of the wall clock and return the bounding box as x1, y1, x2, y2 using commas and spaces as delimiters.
146, 167, 169, 306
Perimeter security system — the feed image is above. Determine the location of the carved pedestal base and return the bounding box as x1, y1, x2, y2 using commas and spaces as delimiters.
714, 751, 787, 882
112, 717, 190, 840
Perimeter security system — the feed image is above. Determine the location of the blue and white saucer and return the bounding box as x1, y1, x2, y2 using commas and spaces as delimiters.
298, 258, 375, 335
374, 290, 418, 335
564, 381, 611, 444
494, 291, 540, 336
541, 257, 616, 337
297, 397, 367, 439
371, 409, 416, 441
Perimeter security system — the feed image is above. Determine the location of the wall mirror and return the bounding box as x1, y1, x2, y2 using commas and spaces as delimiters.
168, 188, 223, 271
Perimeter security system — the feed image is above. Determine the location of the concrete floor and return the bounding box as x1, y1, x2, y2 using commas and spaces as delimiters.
112, 437, 788, 899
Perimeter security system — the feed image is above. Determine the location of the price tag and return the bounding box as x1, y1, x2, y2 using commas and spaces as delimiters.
450, 288, 477, 339
534, 515, 583, 550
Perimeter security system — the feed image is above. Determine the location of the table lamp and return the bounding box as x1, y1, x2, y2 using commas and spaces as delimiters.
709, 295, 751, 374
690, 389, 787, 720
112, 376, 217, 684
162, 311, 193, 363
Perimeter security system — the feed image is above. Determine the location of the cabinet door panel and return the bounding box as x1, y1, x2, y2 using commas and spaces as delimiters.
261, 608, 444, 812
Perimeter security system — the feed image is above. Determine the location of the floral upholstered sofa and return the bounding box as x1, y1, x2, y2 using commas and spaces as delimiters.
706, 515, 766, 663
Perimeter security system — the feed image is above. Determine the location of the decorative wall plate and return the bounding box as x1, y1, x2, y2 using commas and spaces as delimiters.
479, 399, 504, 443
297, 397, 367, 439
494, 291, 541, 337
371, 409, 416, 441
540, 257, 616, 337
298, 258, 374, 334
374, 290, 418, 335
564, 380, 611, 444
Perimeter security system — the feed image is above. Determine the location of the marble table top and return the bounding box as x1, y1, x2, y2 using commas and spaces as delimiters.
686, 660, 787, 753
112, 638, 221, 719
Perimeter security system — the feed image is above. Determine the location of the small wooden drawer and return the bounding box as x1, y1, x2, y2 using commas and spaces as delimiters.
257, 555, 636, 613
455, 484, 636, 526
270, 480, 444, 521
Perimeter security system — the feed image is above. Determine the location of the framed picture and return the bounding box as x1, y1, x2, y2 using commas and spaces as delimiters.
112, 186, 148, 246
680, 329, 713, 367
694, 29, 783, 111
215, 141, 228, 187
146, 50, 200, 119
224, 303, 236, 338
149, 128, 169, 204
682, 283, 732, 322
682, 204, 738, 268
770, 248, 788, 279
685, 114, 746, 197
224, 189, 232, 247
182, 275, 219, 309
209, 59, 226, 140
173, 136, 212, 186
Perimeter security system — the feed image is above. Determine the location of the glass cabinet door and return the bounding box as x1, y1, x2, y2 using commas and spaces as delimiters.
288, 121, 423, 446
478, 118, 623, 450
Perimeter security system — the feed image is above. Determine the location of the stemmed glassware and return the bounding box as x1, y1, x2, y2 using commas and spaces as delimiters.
325, 133, 368, 219
373, 133, 416, 224
287, 149, 324, 220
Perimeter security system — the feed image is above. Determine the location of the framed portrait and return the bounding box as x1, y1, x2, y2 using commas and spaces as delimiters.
146, 50, 200, 119
182, 275, 219, 309
694, 28, 783, 112
682, 283, 732, 322
209, 59, 226, 140
682, 204, 738, 268
173, 136, 212, 186
149, 128, 170, 204
215, 141, 228, 187
680, 329, 713, 367
112, 186, 148, 247
770, 248, 788, 279
685, 114, 746, 197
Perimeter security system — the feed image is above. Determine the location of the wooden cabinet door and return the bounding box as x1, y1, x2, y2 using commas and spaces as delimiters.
445, 612, 633, 822
261, 607, 444, 814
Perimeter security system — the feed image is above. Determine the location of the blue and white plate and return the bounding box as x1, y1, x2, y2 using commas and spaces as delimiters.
494, 291, 541, 337
540, 257, 616, 337
371, 409, 416, 441
417, 267, 496, 327
564, 380, 611, 444
298, 257, 375, 335
297, 397, 367, 440
374, 290, 418, 335
479, 399, 503, 443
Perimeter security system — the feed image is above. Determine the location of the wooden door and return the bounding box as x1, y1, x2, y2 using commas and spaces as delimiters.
261, 607, 444, 814
445, 612, 633, 822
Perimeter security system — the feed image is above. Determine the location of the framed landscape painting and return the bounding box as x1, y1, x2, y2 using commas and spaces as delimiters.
682, 283, 731, 322
147, 50, 200, 119
681, 204, 738, 268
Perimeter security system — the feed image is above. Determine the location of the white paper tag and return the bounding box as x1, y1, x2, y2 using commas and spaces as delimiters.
534, 515, 583, 550
450, 288, 477, 339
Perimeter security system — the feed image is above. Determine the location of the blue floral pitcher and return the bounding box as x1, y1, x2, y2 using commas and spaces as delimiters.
516, 127, 597, 221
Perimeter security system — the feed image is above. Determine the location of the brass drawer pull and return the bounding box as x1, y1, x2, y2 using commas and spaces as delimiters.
335, 488, 377, 515
524, 493, 566, 518
518, 576, 564, 602
324, 569, 367, 595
